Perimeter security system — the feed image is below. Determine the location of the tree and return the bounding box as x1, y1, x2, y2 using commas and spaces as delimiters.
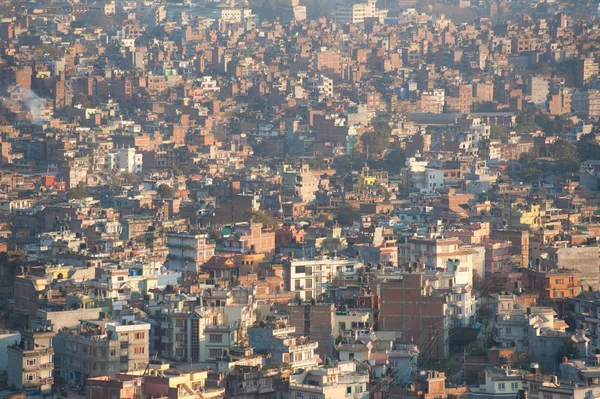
546, 139, 580, 173
157, 184, 174, 198
490, 125, 509, 140
384, 148, 407, 174
335, 204, 361, 227
360, 128, 391, 156
67, 182, 88, 200
472, 269, 483, 291
515, 111, 541, 135
577, 139, 600, 162
73, 92, 91, 108
244, 209, 278, 228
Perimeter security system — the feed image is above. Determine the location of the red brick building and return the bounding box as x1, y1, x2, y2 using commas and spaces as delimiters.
380, 274, 449, 359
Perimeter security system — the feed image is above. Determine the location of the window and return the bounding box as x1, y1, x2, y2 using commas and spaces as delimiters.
120, 342, 128, 349
498, 383, 506, 392
26, 359, 37, 366
134, 332, 145, 340
296, 393, 304, 399
511, 383, 519, 390
347, 387, 352, 394
295, 266, 305, 274
209, 334, 223, 343
110, 349, 116, 357
175, 319, 186, 328
26, 373, 36, 381
209, 349, 222, 358
356, 386, 363, 393
555, 279, 564, 285
305, 279, 312, 289
505, 327, 512, 335
134, 347, 145, 355
120, 356, 128, 363
176, 333, 186, 341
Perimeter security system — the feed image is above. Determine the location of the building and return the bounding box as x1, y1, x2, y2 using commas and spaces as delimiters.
224, 223, 276, 257
282, 164, 320, 203
288, 361, 369, 399
334, 0, 382, 24
287, 258, 363, 301
289, 303, 335, 358
247, 322, 319, 371
56, 320, 150, 386
469, 366, 525, 399
7, 330, 55, 397
380, 274, 449, 359
528, 76, 549, 107
105, 147, 143, 173
578, 57, 599, 87
522, 269, 579, 300
166, 232, 216, 272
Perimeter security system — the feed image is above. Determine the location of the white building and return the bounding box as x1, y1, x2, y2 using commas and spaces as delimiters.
334, 0, 387, 24
288, 258, 363, 301
105, 147, 143, 173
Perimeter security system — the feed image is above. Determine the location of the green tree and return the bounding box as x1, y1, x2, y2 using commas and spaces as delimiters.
67, 182, 88, 200
335, 204, 361, 227
472, 269, 483, 291
515, 111, 541, 135
577, 139, 600, 162
490, 125, 510, 140
546, 139, 580, 173
360, 128, 391, 156
384, 148, 407, 174
244, 209, 278, 228
157, 184, 174, 198
73, 92, 91, 108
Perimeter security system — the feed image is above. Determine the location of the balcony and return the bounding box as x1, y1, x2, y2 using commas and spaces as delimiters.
289, 342, 319, 352
291, 356, 319, 369
161, 336, 172, 344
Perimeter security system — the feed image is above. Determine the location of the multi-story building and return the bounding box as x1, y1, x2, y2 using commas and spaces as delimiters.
56, 320, 150, 385
528, 76, 549, 107
105, 147, 143, 173
247, 322, 319, 371
289, 303, 335, 359
224, 223, 276, 257
166, 232, 215, 272
522, 269, 579, 300
287, 257, 363, 301
288, 361, 370, 399
469, 366, 525, 399
282, 164, 320, 203
380, 274, 450, 359
578, 57, 599, 87
160, 309, 241, 363
7, 330, 55, 397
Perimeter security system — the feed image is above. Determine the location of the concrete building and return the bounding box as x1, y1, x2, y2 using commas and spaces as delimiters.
287, 257, 363, 301
289, 303, 335, 358
166, 232, 215, 272
105, 147, 143, 173
578, 57, 599, 87
7, 330, 55, 397
528, 76, 549, 107
247, 322, 319, 371
282, 164, 320, 203
469, 366, 526, 399
288, 361, 369, 399
56, 320, 150, 386
334, 0, 386, 24
0, 331, 20, 373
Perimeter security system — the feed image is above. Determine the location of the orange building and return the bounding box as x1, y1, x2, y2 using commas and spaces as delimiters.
523, 269, 579, 300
